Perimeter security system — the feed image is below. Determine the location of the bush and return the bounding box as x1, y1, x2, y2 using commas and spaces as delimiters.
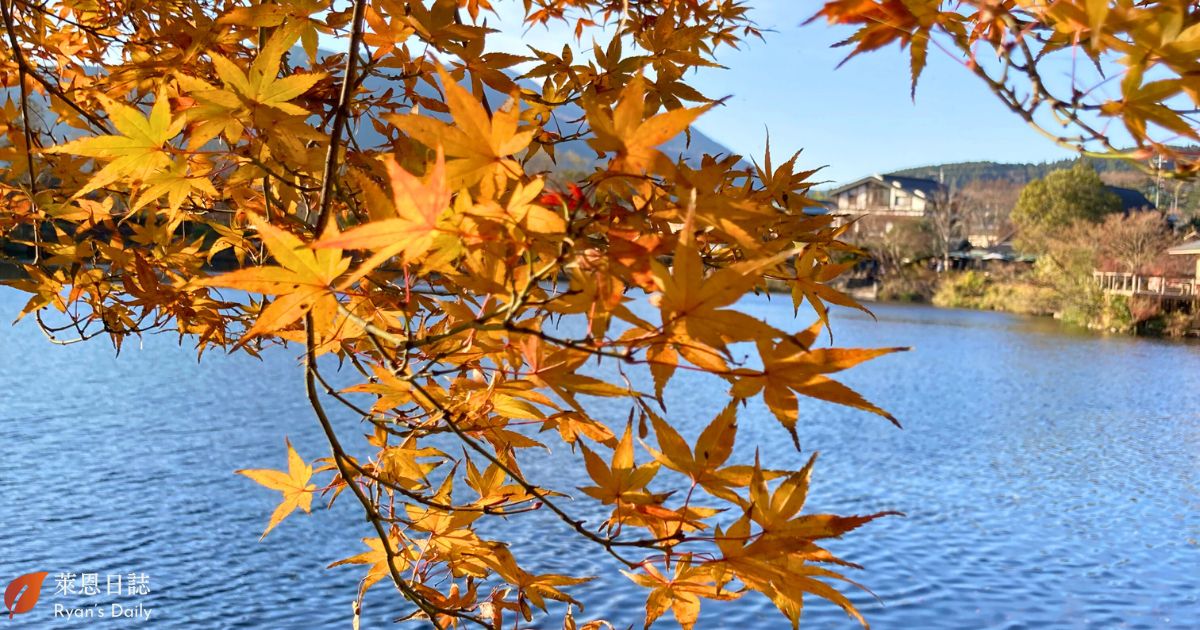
932, 270, 990, 308
977, 281, 1059, 315
877, 266, 938, 302
1093, 294, 1135, 334
931, 270, 1058, 315
1143, 309, 1200, 338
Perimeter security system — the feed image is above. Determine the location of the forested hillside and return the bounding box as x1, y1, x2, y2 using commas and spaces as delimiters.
892, 156, 1199, 218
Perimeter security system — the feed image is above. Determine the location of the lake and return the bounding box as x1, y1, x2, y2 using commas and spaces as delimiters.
1, 287, 1197, 629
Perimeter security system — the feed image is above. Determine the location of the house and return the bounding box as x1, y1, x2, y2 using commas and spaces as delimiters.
1107, 186, 1155, 214
1168, 239, 1200, 287
1095, 238, 1198, 302
826, 174, 944, 238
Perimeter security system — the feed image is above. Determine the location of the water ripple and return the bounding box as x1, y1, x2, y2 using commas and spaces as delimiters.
2, 291, 1198, 628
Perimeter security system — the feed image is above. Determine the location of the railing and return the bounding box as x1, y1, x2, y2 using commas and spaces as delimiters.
1093, 271, 1197, 298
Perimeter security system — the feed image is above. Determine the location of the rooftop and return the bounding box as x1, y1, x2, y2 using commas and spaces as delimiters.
1106, 186, 1155, 211
828, 173, 943, 198
1167, 239, 1200, 255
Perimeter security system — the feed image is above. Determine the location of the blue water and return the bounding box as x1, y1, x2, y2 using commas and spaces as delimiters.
1, 288, 1197, 628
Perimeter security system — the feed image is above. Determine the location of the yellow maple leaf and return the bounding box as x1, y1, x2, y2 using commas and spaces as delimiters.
650, 214, 789, 371
329, 536, 412, 595
623, 556, 738, 630
314, 148, 454, 285
177, 25, 325, 146
386, 66, 533, 188
584, 76, 712, 174
217, 0, 328, 63
731, 332, 905, 448
481, 546, 592, 612
641, 403, 755, 502
236, 438, 316, 538
578, 424, 662, 507
200, 214, 347, 343
44, 91, 183, 196
130, 157, 220, 217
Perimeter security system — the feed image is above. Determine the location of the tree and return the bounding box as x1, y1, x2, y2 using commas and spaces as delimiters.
926, 185, 962, 269
957, 179, 1022, 246
1011, 162, 1123, 238
1097, 211, 1175, 275
0, 3, 903, 629
2, 1, 1198, 628
864, 220, 931, 276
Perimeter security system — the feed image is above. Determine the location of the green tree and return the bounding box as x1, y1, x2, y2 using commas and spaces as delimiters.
1012, 162, 1122, 237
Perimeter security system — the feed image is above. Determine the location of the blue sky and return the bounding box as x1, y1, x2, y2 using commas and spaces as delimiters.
683, 4, 1081, 184
488, 2, 1082, 185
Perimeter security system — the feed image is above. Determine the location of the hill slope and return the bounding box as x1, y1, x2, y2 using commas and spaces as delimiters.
890, 158, 1196, 217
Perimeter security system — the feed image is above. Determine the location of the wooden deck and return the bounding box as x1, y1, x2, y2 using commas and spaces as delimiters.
1093, 271, 1197, 299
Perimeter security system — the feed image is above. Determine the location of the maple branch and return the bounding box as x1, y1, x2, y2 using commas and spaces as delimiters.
0, 0, 109, 133
307, 355, 543, 516
314, 0, 368, 236
10, 33, 39, 262
304, 315, 488, 629
351, 327, 659, 562
399, 373, 683, 565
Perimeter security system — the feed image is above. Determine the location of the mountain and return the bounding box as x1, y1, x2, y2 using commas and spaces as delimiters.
889, 159, 1141, 190
0, 55, 740, 177
352, 68, 740, 175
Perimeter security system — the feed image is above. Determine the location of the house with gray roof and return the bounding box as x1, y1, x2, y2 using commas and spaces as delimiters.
826, 173, 944, 239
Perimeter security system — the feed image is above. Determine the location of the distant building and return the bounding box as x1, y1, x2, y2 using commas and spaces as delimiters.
826, 174, 944, 238
803, 198, 837, 216
1094, 238, 1198, 303
1106, 186, 1155, 214
1168, 239, 1200, 286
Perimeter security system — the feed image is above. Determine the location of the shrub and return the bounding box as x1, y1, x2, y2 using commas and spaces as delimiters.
932, 270, 990, 308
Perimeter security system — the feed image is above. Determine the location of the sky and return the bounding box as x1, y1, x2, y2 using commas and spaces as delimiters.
486, 2, 1083, 185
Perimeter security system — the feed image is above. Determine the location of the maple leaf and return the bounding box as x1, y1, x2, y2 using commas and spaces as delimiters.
731, 330, 905, 448
623, 556, 739, 630
791, 246, 871, 331
217, 0, 328, 63
650, 213, 788, 371
481, 546, 592, 612
741, 454, 900, 545
200, 214, 348, 344
376, 436, 448, 491
808, 0, 941, 91
711, 458, 899, 628
236, 439, 316, 538
313, 148, 454, 284
130, 157, 220, 217
465, 459, 534, 508
329, 536, 412, 595
177, 25, 325, 146
578, 423, 664, 509
641, 403, 752, 502
1104, 77, 1196, 141
584, 76, 712, 175
386, 66, 533, 188
519, 335, 637, 411
44, 91, 183, 196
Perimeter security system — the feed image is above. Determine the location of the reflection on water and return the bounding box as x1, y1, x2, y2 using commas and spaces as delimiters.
1, 288, 1197, 628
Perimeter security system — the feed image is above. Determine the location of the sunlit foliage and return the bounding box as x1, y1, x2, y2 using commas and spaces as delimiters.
2, 1, 1189, 628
